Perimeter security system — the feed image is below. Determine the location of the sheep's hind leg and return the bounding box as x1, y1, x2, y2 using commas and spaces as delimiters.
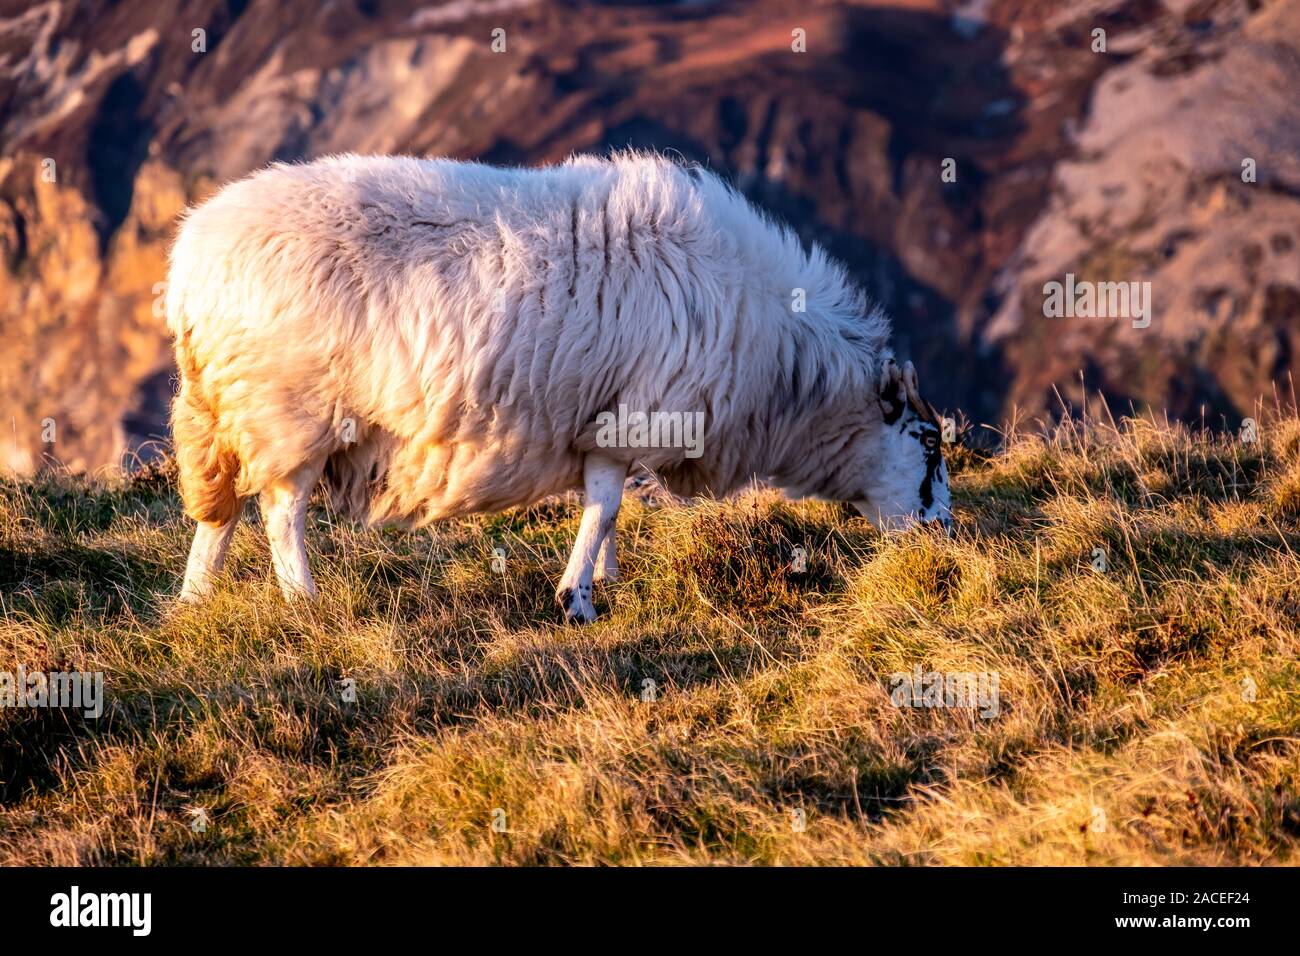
260, 461, 324, 601
179, 505, 245, 602
557, 453, 626, 623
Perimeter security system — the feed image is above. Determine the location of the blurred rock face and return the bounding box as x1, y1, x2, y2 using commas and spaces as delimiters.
1, 0, 1296, 474
989, 0, 1300, 418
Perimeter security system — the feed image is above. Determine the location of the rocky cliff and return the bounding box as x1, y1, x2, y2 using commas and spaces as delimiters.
2, 0, 1297, 474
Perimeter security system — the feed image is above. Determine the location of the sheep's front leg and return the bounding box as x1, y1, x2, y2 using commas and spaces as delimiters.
594, 525, 619, 583
557, 453, 626, 623
260, 462, 322, 601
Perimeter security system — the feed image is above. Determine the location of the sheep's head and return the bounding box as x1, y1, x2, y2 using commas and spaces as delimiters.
853, 357, 952, 531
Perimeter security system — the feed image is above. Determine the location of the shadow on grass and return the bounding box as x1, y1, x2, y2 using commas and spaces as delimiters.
0, 617, 814, 820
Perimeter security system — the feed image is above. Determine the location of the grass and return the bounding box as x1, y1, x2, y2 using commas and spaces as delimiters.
1, 407, 1298, 865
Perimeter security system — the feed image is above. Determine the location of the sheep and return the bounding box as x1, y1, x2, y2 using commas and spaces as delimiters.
167, 152, 952, 622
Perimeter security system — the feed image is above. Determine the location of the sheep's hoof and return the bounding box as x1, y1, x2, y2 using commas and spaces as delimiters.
556, 585, 598, 624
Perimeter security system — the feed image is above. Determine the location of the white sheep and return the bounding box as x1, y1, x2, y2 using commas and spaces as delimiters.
167, 152, 951, 622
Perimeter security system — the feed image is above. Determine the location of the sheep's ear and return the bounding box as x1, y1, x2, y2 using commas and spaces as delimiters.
878, 358, 905, 424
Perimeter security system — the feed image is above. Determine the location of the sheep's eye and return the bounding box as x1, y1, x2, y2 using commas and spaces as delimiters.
922, 433, 939, 449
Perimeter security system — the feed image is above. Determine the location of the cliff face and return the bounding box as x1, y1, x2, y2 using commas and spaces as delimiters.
988, 0, 1300, 418
2, 0, 1297, 474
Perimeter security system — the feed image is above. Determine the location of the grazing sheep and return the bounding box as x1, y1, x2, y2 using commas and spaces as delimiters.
167, 152, 951, 622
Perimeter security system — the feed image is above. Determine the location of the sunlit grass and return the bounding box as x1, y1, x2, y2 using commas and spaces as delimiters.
1, 409, 1297, 865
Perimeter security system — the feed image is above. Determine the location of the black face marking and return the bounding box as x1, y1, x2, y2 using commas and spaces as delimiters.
879, 372, 905, 424
880, 360, 948, 516
882, 397, 904, 425
914, 425, 944, 510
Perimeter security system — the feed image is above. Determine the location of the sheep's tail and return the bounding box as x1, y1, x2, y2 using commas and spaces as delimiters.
172, 347, 240, 525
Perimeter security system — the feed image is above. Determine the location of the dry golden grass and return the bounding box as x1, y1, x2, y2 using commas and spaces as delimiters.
1, 409, 1297, 865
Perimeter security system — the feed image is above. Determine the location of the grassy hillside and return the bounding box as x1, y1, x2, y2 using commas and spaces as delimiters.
1, 409, 1299, 865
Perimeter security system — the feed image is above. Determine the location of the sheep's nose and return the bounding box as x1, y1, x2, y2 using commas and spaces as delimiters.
923, 515, 954, 535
